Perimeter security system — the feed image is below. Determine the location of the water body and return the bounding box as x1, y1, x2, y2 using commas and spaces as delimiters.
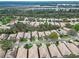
0, 1, 79, 7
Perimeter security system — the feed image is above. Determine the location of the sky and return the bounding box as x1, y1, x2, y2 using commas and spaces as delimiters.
0, 0, 79, 1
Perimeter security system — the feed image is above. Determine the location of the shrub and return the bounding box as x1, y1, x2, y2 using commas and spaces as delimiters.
0, 29, 4, 34
31, 36, 36, 41
74, 40, 79, 42
65, 23, 73, 28
64, 54, 79, 58
37, 23, 60, 31
24, 43, 33, 49
67, 30, 77, 37
55, 41, 59, 46
60, 35, 69, 38
63, 18, 69, 22
36, 43, 42, 47
20, 38, 27, 42
48, 32, 59, 40
46, 43, 51, 47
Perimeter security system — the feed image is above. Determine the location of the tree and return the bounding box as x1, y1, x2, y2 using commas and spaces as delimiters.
1, 16, 12, 25
0, 40, 14, 50
73, 23, 79, 31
